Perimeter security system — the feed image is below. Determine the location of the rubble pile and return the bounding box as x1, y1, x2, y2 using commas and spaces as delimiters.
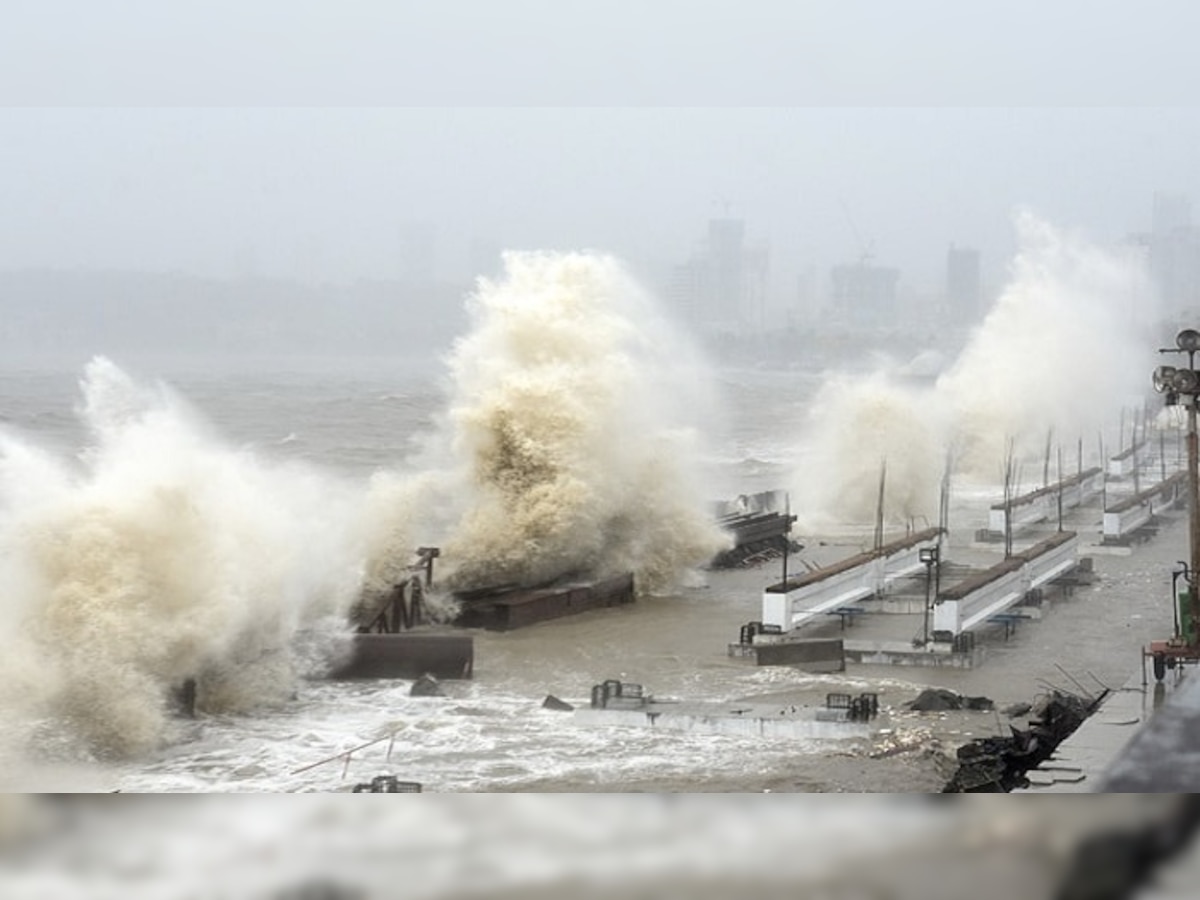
942, 688, 1107, 793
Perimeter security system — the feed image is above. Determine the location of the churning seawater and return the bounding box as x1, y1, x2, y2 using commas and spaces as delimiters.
0, 223, 1173, 794
0, 358, 863, 793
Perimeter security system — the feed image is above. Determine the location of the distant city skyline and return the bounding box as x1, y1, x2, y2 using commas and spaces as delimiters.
3, 108, 1200, 325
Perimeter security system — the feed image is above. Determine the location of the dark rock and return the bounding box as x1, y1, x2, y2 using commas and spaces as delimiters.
409, 673, 444, 697
542, 694, 574, 711
171, 678, 197, 717
907, 688, 965, 711
964, 695, 995, 711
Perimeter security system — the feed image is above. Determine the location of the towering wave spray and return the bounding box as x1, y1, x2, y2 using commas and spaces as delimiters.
0, 359, 364, 758
366, 251, 727, 596
793, 372, 944, 531
792, 213, 1154, 528
938, 213, 1152, 474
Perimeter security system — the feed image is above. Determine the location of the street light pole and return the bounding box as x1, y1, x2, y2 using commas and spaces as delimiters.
919, 545, 938, 647
1187, 389, 1200, 641
1152, 328, 1200, 649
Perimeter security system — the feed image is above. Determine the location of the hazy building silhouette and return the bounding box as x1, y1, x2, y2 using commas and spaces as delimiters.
830, 259, 899, 327
1147, 191, 1200, 320
669, 215, 769, 336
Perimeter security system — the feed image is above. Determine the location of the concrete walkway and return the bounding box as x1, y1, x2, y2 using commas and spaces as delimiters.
1017, 664, 1193, 792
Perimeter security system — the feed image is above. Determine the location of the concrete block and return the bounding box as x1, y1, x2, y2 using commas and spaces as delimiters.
754, 638, 845, 672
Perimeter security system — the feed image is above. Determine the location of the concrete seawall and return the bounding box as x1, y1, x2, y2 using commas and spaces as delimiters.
1016, 668, 1189, 792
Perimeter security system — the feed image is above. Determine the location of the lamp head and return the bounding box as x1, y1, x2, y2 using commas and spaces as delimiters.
1154, 365, 1178, 393
1173, 368, 1200, 394
1178, 329, 1200, 353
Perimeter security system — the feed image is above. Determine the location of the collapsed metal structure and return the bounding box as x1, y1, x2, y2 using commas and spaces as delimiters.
711, 490, 799, 568
331, 547, 474, 680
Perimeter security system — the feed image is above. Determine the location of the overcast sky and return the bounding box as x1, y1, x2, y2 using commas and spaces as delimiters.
3, 2, 1200, 304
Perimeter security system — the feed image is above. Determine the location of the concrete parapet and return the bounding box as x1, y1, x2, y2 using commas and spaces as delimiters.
844, 639, 986, 669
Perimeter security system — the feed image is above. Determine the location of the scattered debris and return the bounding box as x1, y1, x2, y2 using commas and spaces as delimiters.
942, 688, 1107, 792
351, 775, 422, 793
906, 688, 994, 712
1001, 701, 1033, 718
542, 694, 574, 712
868, 728, 941, 760
409, 673, 444, 697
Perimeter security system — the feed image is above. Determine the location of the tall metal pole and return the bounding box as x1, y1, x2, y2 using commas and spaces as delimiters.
781, 492, 790, 586
922, 559, 932, 646
1188, 393, 1200, 645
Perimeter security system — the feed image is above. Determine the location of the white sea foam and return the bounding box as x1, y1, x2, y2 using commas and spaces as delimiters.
0, 252, 731, 762
364, 251, 729, 596
791, 214, 1155, 528
0, 358, 366, 760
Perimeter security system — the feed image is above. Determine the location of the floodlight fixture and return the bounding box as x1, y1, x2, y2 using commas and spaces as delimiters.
919, 546, 938, 565
1173, 368, 1200, 394
1154, 365, 1179, 393
1178, 329, 1200, 353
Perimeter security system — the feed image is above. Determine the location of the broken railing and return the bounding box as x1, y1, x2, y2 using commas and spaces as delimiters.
358, 547, 441, 633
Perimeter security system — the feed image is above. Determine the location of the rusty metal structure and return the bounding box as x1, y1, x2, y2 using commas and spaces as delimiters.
711, 491, 800, 569
330, 547, 474, 680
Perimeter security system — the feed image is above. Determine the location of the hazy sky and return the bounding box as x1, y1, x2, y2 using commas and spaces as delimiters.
3, 2, 1200, 305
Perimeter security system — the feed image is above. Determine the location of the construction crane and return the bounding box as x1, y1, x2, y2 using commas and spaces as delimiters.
839, 198, 875, 266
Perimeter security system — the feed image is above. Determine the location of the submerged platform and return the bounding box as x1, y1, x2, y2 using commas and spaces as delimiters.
574, 679, 881, 741
727, 635, 846, 673
574, 699, 879, 741
454, 572, 635, 631
328, 631, 474, 680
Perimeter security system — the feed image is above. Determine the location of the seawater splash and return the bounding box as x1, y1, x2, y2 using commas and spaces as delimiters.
792, 213, 1154, 528
365, 251, 729, 596
794, 372, 944, 531
0, 358, 365, 758
939, 213, 1152, 475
